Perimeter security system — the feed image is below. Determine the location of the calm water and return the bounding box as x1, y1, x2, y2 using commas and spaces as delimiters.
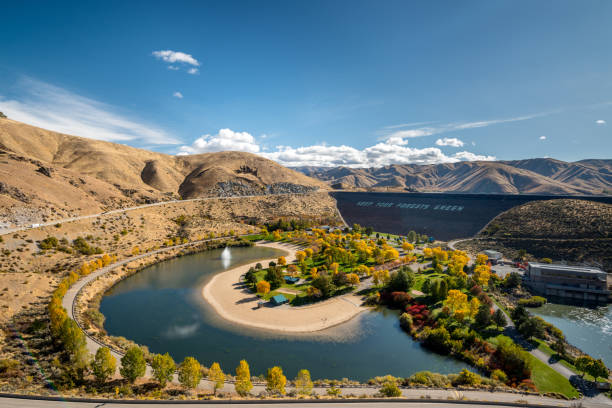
531, 302, 612, 366
100, 246, 469, 381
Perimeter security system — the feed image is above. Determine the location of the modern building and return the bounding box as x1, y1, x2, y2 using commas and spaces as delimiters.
482, 250, 503, 264
524, 263, 611, 303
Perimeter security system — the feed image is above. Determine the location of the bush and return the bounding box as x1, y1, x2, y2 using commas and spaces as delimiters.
39, 236, 59, 250
422, 327, 452, 354
518, 296, 547, 307
452, 369, 481, 386
380, 380, 402, 397
399, 313, 413, 331
491, 369, 508, 383
407, 371, 450, 387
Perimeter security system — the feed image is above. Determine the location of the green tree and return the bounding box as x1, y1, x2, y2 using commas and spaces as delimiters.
587, 359, 609, 380
294, 369, 313, 395
151, 353, 176, 388
120, 346, 146, 383
178, 356, 202, 390
475, 304, 492, 328
575, 356, 593, 377
551, 338, 566, 357
492, 309, 506, 329
379, 380, 401, 397
387, 267, 415, 292
518, 317, 544, 340
503, 272, 521, 289
208, 362, 225, 395
364, 226, 374, 236
407, 230, 417, 243
311, 273, 335, 298
235, 359, 253, 396
265, 266, 284, 289
266, 366, 287, 395
92, 347, 116, 384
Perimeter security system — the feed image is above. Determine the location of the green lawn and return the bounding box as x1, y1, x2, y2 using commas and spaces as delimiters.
527, 353, 580, 398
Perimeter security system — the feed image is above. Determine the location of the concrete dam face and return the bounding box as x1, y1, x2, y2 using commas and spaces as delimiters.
332, 192, 612, 241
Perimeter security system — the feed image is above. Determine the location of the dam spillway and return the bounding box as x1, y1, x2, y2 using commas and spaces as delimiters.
331, 192, 612, 241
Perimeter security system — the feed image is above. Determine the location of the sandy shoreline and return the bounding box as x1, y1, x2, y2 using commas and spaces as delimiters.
202, 241, 367, 333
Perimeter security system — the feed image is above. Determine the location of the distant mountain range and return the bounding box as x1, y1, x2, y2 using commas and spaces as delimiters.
294, 159, 612, 195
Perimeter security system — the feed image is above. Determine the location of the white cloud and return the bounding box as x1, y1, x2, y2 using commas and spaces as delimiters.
435, 137, 464, 147
539, 135, 547, 140
178, 128, 496, 167
173, 91, 183, 99
596, 119, 606, 125
167, 65, 180, 71
187, 68, 199, 75
178, 128, 260, 155
0, 77, 178, 145
152, 50, 200, 66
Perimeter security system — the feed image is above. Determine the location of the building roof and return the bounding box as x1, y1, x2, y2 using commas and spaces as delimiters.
271, 294, 288, 304
483, 250, 503, 259
528, 262, 604, 274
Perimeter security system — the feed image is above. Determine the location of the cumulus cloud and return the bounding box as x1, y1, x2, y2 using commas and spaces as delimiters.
173, 91, 183, 99
152, 50, 200, 66
596, 119, 606, 125
178, 128, 260, 155
435, 137, 464, 147
187, 68, 199, 75
178, 128, 496, 166
539, 135, 547, 140
0, 77, 178, 145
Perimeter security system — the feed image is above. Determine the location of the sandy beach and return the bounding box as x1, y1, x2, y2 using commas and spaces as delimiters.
202, 241, 367, 333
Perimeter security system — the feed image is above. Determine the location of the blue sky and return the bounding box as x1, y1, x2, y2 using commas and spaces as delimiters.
0, 0, 610, 166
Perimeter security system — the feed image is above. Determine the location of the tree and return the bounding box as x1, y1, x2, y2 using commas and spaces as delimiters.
294, 369, 313, 395
407, 230, 417, 243
551, 338, 566, 357
311, 273, 334, 298
444, 290, 468, 314
266, 366, 287, 395
151, 353, 175, 388
92, 347, 116, 384
475, 304, 492, 328
346, 273, 360, 286
178, 357, 202, 390
401, 241, 414, 252
372, 269, 390, 286
208, 362, 225, 395
235, 360, 253, 396
379, 380, 401, 397
256, 280, 270, 295
473, 264, 491, 287
277, 256, 287, 266
265, 267, 284, 289
431, 278, 448, 301
587, 359, 609, 380
387, 267, 415, 292
492, 309, 506, 329
575, 356, 593, 377
399, 312, 413, 331
510, 304, 529, 325
476, 254, 488, 265
518, 317, 544, 340
469, 297, 480, 319
245, 268, 258, 287
120, 346, 146, 383
504, 272, 521, 289
295, 251, 306, 263
364, 226, 374, 236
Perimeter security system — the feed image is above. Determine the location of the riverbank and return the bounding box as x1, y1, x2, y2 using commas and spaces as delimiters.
202, 241, 368, 333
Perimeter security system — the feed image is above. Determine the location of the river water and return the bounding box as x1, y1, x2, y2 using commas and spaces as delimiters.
531, 302, 612, 366
100, 245, 470, 381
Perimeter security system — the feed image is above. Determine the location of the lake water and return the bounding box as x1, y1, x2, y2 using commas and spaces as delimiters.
100, 246, 470, 381
531, 302, 612, 366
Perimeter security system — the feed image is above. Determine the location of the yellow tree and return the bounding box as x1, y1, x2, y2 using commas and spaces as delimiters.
346, 273, 360, 286
235, 360, 253, 396
444, 290, 468, 314
310, 267, 319, 279
401, 241, 414, 252
208, 362, 225, 395
295, 251, 306, 263
277, 256, 287, 266
304, 248, 313, 258
473, 265, 491, 287
295, 369, 313, 395
266, 366, 287, 395
256, 280, 270, 295
423, 248, 433, 258
330, 262, 340, 274
373, 269, 390, 286
354, 264, 369, 276
384, 248, 400, 261
469, 297, 480, 319
272, 230, 282, 241
476, 254, 488, 265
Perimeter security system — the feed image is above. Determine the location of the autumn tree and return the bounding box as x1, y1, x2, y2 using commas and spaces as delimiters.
235, 359, 253, 396
208, 362, 225, 395
295, 251, 306, 263
346, 273, 360, 286
294, 369, 313, 395
256, 280, 270, 295
277, 256, 287, 266
476, 254, 488, 265
178, 357, 203, 390
120, 346, 146, 383
401, 241, 414, 252
473, 264, 491, 287
92, 347, 116, 384
266, 366, 287, 395
152, 353, 176, 388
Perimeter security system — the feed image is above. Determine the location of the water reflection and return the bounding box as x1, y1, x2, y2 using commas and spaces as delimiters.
221, 246, 231, 269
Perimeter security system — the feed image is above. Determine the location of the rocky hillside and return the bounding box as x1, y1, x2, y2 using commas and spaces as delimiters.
462, 199, 612, 270
296, 159, 612, 195
0, 118, 326, 224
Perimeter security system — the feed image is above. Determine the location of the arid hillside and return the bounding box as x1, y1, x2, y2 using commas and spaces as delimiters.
457, 199, 612, 270
0, 118, 326, 226
296, 158, 612, 195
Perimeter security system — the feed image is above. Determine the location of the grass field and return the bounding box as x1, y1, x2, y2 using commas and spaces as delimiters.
527, 353, 580, 398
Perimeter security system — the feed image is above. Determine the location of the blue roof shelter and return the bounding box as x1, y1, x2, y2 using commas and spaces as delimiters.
270, 294, 289, 305
284, 276, 299, 284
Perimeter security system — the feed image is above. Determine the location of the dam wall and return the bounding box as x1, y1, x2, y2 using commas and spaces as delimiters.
331, 192, 612, 241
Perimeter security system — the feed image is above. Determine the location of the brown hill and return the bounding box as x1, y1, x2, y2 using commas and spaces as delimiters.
296, 159, 612, 195
0, 118, 326, 223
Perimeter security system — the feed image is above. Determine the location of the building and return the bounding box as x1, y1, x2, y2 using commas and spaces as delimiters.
270, 294, 289, 306
524, 263, 611, 303
482, 250, 503, 264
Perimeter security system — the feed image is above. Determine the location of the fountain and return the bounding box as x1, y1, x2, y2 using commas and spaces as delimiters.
221, 246, 231, 269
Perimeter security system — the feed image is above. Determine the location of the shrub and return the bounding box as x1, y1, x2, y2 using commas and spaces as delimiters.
39, 236, 58, 250
422, 327, 452, 354
452, 369, 481, 386
491, 369, 508, 383
120, 346, 146, 383
518, 296, 547, 307
380, 380, 401, 397
399, 313, 413, 331
407, 371, 450, 387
